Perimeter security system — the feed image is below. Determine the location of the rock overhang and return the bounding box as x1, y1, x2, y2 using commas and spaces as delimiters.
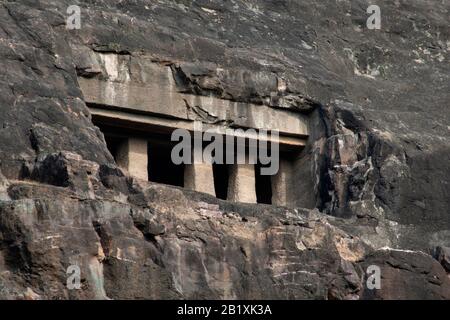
77, 51, 310, 143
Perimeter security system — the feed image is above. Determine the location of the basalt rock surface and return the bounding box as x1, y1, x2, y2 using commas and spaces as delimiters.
0, 0, 449, 299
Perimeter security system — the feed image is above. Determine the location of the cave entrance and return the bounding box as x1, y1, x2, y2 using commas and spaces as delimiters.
99, 122, 185, 186
255, 162, 273, 205
95, 116, 302, 207
213, 163, 230, 200
104, 135, 126, 164
147, 139, 185, 188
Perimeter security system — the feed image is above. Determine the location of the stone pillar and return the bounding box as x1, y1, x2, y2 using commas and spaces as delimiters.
271, 158, 293, 207
116, 138, 148, 181
184, 163, 216, 196
227, 164, 257, 203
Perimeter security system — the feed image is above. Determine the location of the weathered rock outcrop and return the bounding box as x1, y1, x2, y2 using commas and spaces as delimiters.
0, 0, 449, 299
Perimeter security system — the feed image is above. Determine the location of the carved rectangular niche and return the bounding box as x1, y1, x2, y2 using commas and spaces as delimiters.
94, 110, 303, 207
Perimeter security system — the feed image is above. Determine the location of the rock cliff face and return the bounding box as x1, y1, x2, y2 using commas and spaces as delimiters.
0, 0, 449, 299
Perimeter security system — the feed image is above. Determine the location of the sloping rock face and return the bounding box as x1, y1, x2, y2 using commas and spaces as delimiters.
0, 0, 449, 299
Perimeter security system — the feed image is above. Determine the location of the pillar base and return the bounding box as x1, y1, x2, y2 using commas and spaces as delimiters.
116, 137, 148, 181
271, 159, 293, 207
184, 163, 216, 196
227, 164, 256, 203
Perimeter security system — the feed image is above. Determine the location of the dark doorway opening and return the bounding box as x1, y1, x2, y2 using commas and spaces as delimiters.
255, 162, 272, 204
104, 135, 126, 163
213, 164, 229, 200
148, 142, 184, 187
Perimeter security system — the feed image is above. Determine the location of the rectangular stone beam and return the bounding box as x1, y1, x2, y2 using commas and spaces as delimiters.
90, 107, 307, 150
184, 163, 216, 196
227, 164, 256, 204
81, 74, 308, 137
78, 54, 309, 137
116, 138, 148, 181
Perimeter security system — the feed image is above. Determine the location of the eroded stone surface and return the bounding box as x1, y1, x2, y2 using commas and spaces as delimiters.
271, 158, 294, 207
0, 0, 449, 299
78, 55, 309, 137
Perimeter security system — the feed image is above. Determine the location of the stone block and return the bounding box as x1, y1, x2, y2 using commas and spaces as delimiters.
184, 163, 216, 196
271, 158, 294, 207
228, 164, 256, 203
116, 138, 148, 181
